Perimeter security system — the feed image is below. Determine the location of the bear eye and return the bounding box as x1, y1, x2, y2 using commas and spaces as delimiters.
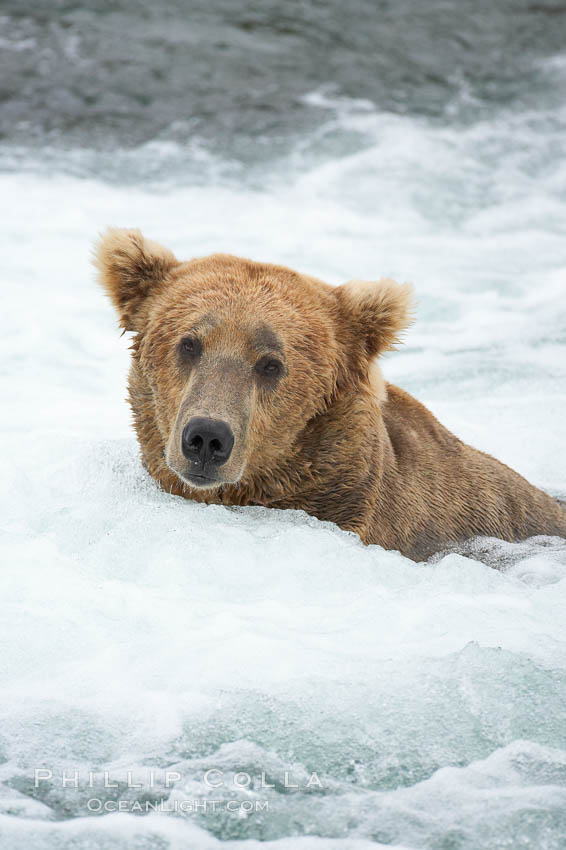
178, 335, 201, 359
255, 356, 283, 380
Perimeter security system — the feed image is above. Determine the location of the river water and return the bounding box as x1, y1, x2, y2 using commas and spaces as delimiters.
1, 2, 566, 848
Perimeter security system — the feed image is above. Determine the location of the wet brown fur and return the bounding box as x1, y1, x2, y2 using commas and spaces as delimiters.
95, 228, 566, 561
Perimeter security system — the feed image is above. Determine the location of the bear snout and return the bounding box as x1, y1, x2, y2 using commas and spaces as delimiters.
181, 417, 235, 476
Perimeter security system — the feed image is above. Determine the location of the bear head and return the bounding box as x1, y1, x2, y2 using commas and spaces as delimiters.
95, 228, 413, 492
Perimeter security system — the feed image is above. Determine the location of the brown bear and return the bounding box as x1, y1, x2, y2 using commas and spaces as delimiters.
95, 228, 566, 561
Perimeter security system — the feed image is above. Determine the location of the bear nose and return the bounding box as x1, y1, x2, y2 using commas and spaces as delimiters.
181, 417, 234, 468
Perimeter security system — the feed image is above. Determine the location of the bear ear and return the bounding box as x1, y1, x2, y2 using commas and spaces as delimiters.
93, 228, 179, 331
334, 277, 414, 363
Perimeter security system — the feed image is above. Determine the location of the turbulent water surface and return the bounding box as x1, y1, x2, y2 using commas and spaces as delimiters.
1, 2, 566, 848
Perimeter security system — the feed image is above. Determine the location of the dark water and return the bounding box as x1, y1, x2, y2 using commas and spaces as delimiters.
2, 0, 566, 165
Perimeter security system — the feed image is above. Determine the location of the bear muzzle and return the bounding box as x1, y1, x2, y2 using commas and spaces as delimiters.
180, 416, 235, 487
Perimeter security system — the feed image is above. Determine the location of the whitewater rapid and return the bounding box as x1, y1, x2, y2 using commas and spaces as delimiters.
1, 84, 566, 848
